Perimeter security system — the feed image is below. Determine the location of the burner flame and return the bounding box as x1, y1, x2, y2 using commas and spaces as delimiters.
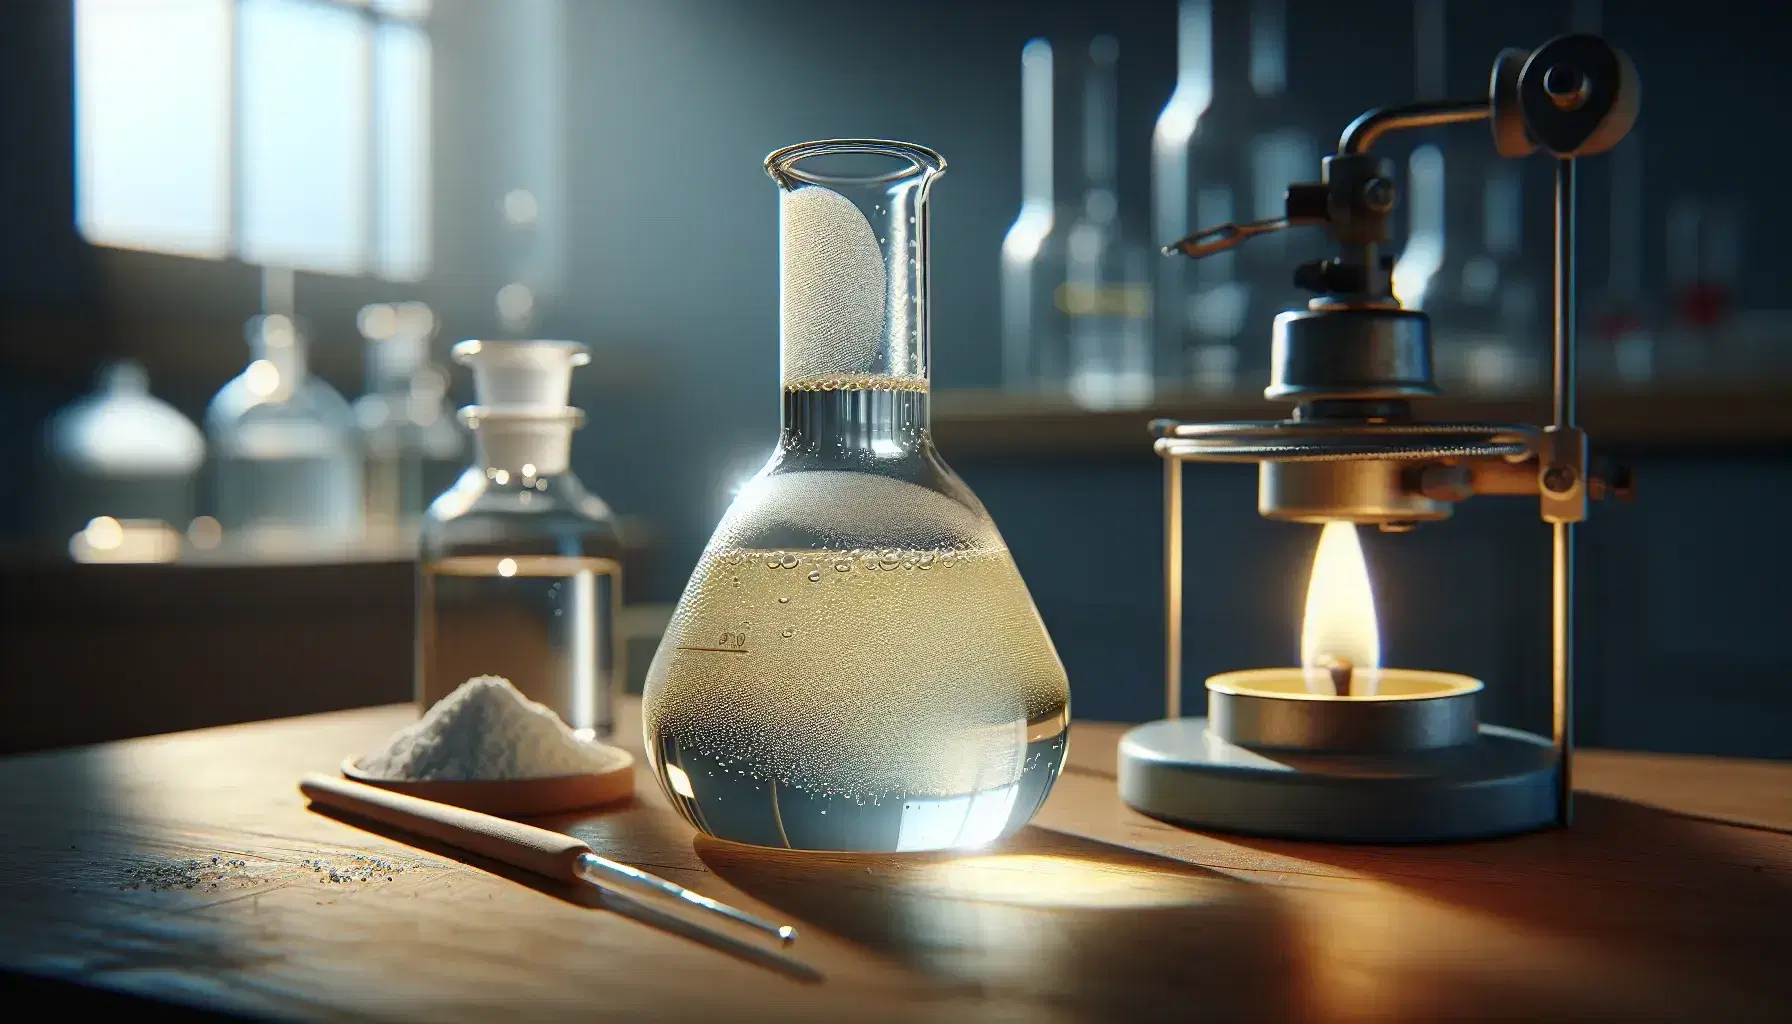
1301, 522, 1381, 696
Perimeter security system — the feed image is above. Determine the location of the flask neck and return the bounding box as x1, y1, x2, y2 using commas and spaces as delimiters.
770, 141, 943, 393
779, 385, 930, 457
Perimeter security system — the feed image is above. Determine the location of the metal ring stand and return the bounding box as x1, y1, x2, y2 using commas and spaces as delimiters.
1120, 34, 1640, 842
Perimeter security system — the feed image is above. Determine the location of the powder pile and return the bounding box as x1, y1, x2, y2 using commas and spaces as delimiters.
359, 676, 624, 781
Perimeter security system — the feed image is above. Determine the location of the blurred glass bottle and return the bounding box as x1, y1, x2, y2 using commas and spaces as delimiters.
1152, 0, 1319, 394
1000, 39, 1068, 395
1152, 0, 1228, 393
1585, 134, 1657, 387
1661, 197, 1742, 382
205, 312, 363, 555
1427, 163, 1546, 394
418, 339, 623, 739
1390, 1, 1447, 330
354, 301, 464, 549
1395, 0, 1476, 387
1065, 35, 1154, 410
42, 360, 203, 560
1235, 0, 1319, 383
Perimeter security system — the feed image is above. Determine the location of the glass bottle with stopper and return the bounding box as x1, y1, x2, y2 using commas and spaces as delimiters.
1131, 35, 1640, 841
643, 139, 1071, 853
418, 339, 624, 740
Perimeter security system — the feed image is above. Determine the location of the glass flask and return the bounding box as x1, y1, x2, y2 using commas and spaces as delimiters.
42, 360, 204, 560
643, 139, 1072, 853
418, 339, 624, 739
354, 301, 464, 547
999, 38, 1069, 395
205, 313, 362, 555
1065, 36, 1155, 410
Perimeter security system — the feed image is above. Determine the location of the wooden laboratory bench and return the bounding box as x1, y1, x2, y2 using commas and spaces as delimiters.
930, 385, 1792, 457
2, 701, 1789, 1022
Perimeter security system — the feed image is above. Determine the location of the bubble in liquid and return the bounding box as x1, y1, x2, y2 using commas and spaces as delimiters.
778, 596, 790, 604
780, 553, 799, 569
917, 551, 935, 569
808, 570, 821, 582
834, 561, 851, 572
879, 549, 901, 569
782, 627, 795, 638
765, 554, 781, 568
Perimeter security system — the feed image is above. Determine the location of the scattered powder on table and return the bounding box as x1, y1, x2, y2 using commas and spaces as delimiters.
358, 676, 626, 781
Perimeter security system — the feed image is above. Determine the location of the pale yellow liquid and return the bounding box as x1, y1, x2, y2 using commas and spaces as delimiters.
643, 545, 1069, 851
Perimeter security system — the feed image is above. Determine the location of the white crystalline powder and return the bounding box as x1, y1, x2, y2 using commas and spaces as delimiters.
360, 676, 621, 781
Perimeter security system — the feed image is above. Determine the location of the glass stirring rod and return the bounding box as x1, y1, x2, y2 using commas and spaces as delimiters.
298, 774, 798, 945
574, 852, 797, 943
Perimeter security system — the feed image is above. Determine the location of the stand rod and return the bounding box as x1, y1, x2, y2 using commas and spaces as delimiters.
1165, 456, 1184, 720
1552, 157, 1578, 827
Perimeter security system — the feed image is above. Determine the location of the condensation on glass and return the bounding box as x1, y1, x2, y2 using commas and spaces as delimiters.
642, 139, 1071, 853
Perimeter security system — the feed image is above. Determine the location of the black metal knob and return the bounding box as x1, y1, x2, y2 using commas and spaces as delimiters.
1361, 177, 1397, 213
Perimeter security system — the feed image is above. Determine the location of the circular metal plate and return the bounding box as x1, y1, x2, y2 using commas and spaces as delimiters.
1117, 718, 1558, 842
1155, 420, 1536, 464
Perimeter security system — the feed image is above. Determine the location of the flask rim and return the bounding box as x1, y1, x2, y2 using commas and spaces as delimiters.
765, 138, 946, 189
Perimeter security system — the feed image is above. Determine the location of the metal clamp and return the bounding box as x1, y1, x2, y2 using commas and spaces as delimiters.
1539, 426, 1589, 524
